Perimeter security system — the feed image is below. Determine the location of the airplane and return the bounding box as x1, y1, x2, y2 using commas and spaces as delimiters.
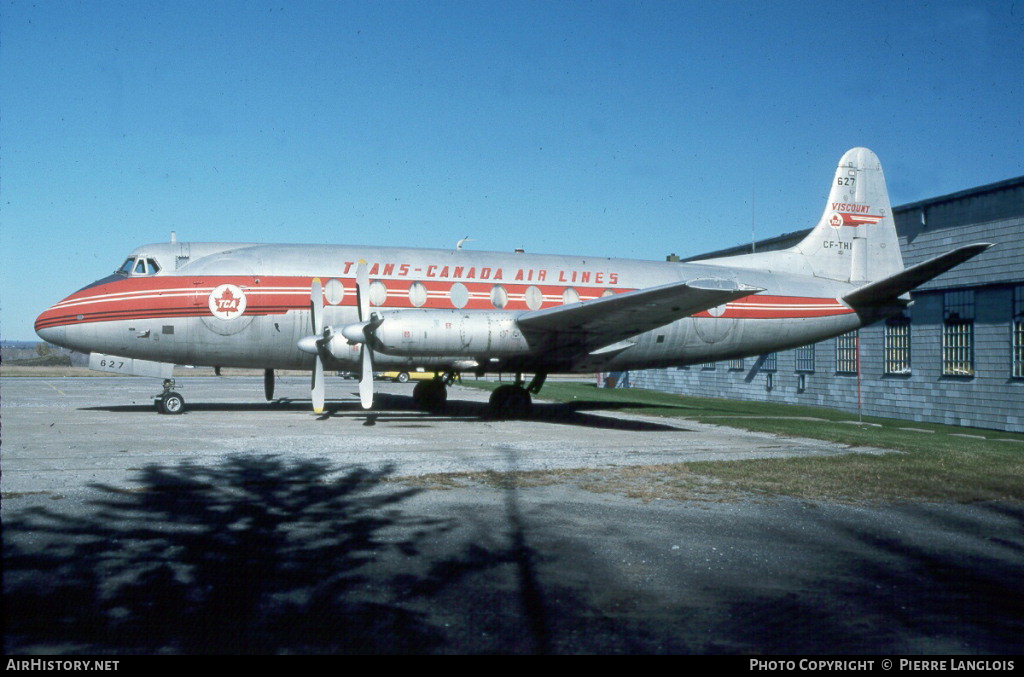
35, 148, 992, 417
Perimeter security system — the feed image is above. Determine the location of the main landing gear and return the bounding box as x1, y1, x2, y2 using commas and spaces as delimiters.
410, 371, 547, 418
488, 372, 547, 419
412, 373, 455, 412
154, 379, 185, 415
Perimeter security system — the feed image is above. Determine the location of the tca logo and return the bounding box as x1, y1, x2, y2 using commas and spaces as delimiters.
208, 284, 247, 320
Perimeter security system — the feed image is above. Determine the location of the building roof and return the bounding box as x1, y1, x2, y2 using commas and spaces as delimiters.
684, 174, 1024, 262
894, 175, 1024, 214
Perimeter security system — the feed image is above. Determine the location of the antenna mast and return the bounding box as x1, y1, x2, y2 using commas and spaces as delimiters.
751, 184, 756, 253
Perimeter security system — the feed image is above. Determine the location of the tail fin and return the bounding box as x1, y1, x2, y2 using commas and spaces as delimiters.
793, 147, 904, 283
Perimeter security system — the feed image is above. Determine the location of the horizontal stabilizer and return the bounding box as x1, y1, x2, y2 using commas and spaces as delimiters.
518, 278, 762, 358
843, 243, 994, 307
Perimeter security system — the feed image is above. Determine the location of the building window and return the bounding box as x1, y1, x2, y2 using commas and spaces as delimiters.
761, 352, 777, 372
836, 331, 858, 374
943, 290, 975, 376
701, 361, 716, 370
1013, 286, 1024, 379
728, 358, 744, 370
884, 315, 912, 375
794, 344, 815, 373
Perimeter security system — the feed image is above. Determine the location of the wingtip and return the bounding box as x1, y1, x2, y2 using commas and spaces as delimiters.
959, 242, 996, 259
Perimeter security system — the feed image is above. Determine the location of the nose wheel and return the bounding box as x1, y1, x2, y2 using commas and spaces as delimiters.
154, 379, 186, 415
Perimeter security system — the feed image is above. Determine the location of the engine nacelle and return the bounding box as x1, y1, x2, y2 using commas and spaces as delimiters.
358, 309, 531, 357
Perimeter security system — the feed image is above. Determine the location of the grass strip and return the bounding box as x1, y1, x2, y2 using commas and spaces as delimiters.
461, 380, 1024, 502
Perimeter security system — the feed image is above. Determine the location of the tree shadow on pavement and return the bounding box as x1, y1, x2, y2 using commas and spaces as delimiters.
6, 455, 1023, 654
3, 456, 464, 654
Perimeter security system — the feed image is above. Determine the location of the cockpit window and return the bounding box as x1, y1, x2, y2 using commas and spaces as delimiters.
117, 257, 162, 276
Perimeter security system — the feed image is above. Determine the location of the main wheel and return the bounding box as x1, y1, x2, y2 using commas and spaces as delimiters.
395, 371, 410, 383
412, 379, 447, 412
489, 385, 532, 418
506, 387, 532, 417
160, 391, 185, 415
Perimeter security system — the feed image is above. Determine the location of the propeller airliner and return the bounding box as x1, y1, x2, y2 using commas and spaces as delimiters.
35, 148, 991, 416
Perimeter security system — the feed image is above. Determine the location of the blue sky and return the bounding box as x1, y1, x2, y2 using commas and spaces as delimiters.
2, 0, 1022, 340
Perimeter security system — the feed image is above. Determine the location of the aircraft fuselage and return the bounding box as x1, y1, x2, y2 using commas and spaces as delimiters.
36, 241, 863, 375
36, 149, 995, 415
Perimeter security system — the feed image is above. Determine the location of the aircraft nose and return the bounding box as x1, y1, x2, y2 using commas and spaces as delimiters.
36, 323, 67, 346
35, 307, 68, 347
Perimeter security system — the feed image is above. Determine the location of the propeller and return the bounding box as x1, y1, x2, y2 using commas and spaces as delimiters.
299, 266, 383, 412
297, 277, 332, 414
340, 260, 383, 410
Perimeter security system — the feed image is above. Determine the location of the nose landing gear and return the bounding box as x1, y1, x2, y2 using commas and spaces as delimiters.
154, 379, 186, 414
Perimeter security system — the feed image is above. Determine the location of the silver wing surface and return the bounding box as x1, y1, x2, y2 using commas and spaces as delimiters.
516, 278, 762, 364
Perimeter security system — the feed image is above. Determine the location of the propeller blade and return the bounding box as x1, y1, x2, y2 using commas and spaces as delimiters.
353, 260, 374, 409
307, 278, 327, 414
356, 260, 369, 322
311, 277, 324, 335
359, 345, 374, 409
311, 356, 325, 414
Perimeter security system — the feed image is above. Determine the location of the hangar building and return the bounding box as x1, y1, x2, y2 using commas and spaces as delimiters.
630, 175, 1024, 433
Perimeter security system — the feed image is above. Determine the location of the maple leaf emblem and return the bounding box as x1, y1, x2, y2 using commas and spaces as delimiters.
217, 287, 238, 310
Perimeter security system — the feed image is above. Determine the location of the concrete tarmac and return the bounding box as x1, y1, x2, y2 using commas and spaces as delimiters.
3, 376, 1022, 654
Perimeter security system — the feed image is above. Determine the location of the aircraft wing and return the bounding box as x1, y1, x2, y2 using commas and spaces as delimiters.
516, 278, 762, 361
843, 243, 994, 307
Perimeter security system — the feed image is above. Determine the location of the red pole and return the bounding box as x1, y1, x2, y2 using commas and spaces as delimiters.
856, 332, 862, 422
